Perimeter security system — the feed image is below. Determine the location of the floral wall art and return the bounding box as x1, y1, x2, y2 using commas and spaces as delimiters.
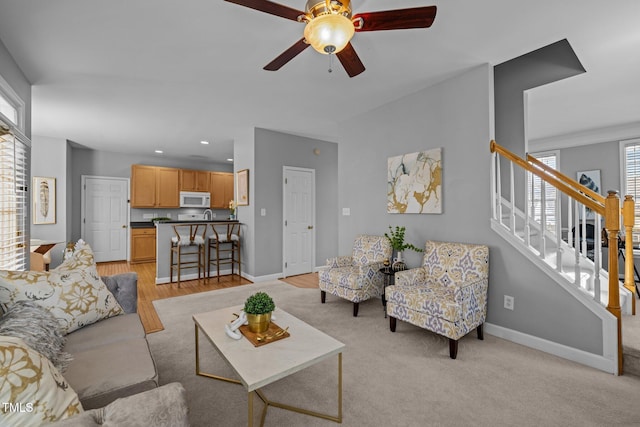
387, 148, 442, 214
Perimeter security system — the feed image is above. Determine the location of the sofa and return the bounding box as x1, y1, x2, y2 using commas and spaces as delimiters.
61, 272, 159, 409
0, 240, 189, 426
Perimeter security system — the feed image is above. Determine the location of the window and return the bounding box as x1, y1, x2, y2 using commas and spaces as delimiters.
0, 73, 24, 131
528, 151, 558, 232
0, 93, 18, 126
0, 126, 29, 270
622, 139, 640, 239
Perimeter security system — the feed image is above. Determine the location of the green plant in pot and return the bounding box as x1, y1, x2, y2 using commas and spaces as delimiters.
384, 225, 423, 268
244, 291, 275, 333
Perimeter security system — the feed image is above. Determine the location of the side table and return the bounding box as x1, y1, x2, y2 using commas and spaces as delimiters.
379, 265, 406, 318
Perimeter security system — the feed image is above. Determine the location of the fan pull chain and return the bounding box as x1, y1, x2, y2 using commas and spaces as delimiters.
328, 53, 333, 74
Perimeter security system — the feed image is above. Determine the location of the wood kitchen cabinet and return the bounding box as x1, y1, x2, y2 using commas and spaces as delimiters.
131, 228, 156, 263
131, 165, 180, 208
210, 172, 234, 208
180, 169, 210, 192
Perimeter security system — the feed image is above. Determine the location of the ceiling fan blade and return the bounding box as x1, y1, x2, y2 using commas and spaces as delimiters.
353, 6, 437, 32
264, 38, 310, 71
337, 43, 365, 78
224, 0, 304, 21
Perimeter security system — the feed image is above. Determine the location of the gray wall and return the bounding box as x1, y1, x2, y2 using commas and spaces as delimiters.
233, 127, 256, 278
495, 39, 586, 212
559, 141, 620, 195
253, 128, 339, 276
31, 136, 69, 267
69, 146, 233, 241
336, 64, 603, 354
538, 140, 621, 229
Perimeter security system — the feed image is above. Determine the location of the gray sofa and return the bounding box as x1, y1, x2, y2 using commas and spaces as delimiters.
61, 273, 158, 409
52, 382, 189, 427
55, 272, 189, 426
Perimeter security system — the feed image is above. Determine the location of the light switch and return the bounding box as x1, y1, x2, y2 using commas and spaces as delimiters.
261, 208, 266, 216
342, 208, 350, 216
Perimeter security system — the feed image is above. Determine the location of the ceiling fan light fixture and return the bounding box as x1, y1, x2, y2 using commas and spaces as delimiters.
303, 13, 354, 54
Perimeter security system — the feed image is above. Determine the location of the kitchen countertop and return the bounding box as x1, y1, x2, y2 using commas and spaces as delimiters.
130, 220, 238, 229
130, 221, 156, 229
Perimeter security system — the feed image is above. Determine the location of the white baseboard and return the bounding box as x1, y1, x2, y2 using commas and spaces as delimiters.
485, 322, 617, 375
155, 268, 234, 285
245, 273, 283, 283
250, 267, 325, 283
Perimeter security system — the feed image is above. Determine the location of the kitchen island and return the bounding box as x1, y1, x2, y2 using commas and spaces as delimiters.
155, 220, 242, 284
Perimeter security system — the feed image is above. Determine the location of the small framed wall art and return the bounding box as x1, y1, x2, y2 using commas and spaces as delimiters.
236, 169, 249, 206
33, 176, 56, 224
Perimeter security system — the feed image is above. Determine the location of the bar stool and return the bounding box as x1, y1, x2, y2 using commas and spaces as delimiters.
207, 222, 241, 281
170, 224, 207, 287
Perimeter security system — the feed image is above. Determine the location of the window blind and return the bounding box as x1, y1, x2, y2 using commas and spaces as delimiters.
0, 125, 29, 270
529, 152, 557, 231
624, 142, 640, 230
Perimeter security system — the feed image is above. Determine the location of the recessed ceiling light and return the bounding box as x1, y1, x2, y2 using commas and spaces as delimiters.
226, 158, 233, 162
155, 150, 163, 154
200, 140, 209, 145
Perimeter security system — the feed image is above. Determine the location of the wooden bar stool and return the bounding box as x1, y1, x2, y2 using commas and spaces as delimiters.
207, 222, 241, 281
170, 224, 207, 287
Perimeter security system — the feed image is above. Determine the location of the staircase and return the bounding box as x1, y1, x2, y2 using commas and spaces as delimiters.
490, 140, 636, 375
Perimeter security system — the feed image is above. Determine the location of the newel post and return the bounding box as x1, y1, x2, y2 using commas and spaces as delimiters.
623, 195, 636, 315
605, 190, 623, 374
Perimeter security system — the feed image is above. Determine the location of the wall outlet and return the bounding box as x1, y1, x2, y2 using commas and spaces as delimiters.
342, 208, 351, 216
261, 208, 266, 216
212, 213, 216, 218
504, 295, 515, 311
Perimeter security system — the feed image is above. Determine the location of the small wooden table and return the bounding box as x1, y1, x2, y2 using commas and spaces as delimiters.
193, 305, 345, 426
379, 265, 406, 318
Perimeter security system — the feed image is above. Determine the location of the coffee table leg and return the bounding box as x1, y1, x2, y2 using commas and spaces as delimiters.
194, 324, 242, 385
252, 352, 343, 424
248, 391, 253, 427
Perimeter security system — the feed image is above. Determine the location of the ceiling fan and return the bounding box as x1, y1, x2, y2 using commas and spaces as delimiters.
225, 0, 437, 77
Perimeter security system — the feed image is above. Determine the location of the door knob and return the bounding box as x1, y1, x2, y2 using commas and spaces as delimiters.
308, 225, 314, 230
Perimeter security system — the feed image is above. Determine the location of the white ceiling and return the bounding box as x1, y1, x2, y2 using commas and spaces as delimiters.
0, 0, 638, 163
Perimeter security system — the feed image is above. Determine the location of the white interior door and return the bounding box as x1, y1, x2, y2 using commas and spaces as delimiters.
283, 167, 315, 277
82, 176, 128, 262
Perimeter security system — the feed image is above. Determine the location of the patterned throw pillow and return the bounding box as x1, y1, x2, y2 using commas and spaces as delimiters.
0, 239, 124, 334
0, 336, 83, 426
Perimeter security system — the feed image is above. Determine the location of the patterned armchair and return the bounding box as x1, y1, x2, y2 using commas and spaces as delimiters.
319, 234, 393, 317
386, 240, 489, 359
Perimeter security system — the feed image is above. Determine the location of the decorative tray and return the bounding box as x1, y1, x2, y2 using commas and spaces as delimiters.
239, 322, 290, 347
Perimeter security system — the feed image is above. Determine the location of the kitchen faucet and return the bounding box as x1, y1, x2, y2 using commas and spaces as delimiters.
203, 209, 213, 221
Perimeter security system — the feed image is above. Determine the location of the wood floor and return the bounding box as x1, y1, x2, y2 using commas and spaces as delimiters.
96, 261, 318, 334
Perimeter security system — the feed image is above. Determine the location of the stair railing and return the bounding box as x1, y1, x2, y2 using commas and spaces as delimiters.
490, 140, 634, 374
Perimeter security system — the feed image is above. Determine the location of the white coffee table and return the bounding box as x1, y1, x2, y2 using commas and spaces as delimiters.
193, 305, 345, 426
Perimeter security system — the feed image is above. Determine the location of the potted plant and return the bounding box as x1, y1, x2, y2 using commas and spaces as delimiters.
229, 199, 236, 220
244, 291, 275, 333
384, 226, 423, 268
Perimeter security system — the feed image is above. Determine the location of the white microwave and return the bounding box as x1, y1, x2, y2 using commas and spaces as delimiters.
180, 191, 210, 208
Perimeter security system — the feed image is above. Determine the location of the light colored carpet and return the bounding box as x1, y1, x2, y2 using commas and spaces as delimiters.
148, 281, 640, 427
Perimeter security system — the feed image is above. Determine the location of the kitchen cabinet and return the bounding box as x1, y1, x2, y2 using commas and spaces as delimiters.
131, 165, 180, 208
131, 228, 156, 263
180, 169, 210, 192
210, 172, 234, 209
